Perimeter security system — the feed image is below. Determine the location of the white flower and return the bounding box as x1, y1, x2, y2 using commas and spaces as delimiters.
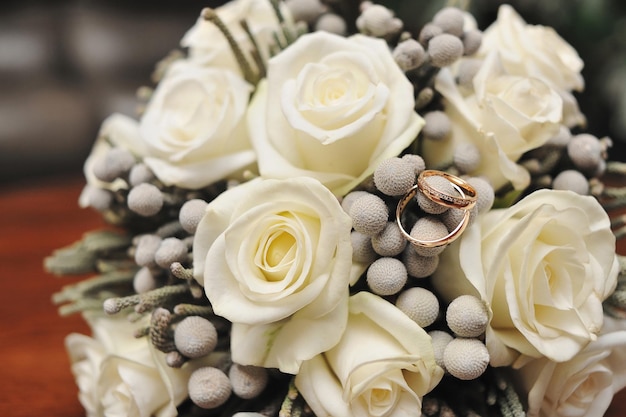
432, 189, 619, 366
479, 4, 585, 127
601, 315, 626, 391
295, 292, 443, 417
81, 60, 256, 192
480, 5, 583, 93
192, 177, 357, 374
181, 0, 288, 74
65, 312, 222, 417
422, 52, 562, 191
516, 320, 626, 417
140, 60, 256, 189
247, 31, 423, 196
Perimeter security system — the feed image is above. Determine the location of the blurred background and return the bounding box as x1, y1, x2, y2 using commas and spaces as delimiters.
1, 0, 624, 185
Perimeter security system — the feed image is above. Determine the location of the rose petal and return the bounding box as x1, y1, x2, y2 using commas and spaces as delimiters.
143, 150, 256, 190
296, 355, 352, 417
249, 31, 422, 196
231, 299, 348, 374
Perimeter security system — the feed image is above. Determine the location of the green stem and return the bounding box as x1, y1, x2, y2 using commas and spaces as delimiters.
104, 284, 190, 314
173, 303, 214, 317
240, 19, 267, 79
201, 8, 259, 85
53, 272, 124, 304
170, 262, 194, 280
269, 0, 285, 24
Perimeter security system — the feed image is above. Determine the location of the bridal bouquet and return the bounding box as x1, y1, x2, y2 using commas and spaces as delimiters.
47, 1, 626, 416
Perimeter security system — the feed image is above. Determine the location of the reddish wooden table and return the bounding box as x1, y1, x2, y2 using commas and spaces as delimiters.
1, 175, 625, 417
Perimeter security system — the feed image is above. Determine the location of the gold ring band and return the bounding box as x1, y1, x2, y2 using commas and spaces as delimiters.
417, 170, 477, 210
396, 185, 471, 248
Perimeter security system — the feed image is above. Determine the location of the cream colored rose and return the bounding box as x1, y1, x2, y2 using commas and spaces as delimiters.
516, 323, 626, 417
80, 59, 255, 192
140, 60, 255, 189
192, 177, 356, 374
296, 292, 443, 417
432, 189, 619, 366
480, 5, 584, 93
479, 5, 585, 127
65, 312, 222, 417
247, 31, 423, 196
181, 0, 287, 74
422, 52, 562, 191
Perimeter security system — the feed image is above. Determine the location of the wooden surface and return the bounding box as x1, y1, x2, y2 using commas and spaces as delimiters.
1, 175, 626, 417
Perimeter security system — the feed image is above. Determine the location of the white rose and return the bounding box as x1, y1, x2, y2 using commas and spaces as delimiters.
516, 322, 626, 417
193, 177, 357, 373
479, 5, 585, 127
296, 292, 443, 417
480, 5, 584, 93
422, 52, 562, 191
181, 0, 288, 74
80, 59, 256, 193
247, 31, 423, 196
432, 189, 619, 366
65, 312, 221, 417
140, 60, 256, 189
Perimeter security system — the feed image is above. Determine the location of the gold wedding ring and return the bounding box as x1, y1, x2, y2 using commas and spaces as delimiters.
417, 170, 477, 210
396, 170, 476, 248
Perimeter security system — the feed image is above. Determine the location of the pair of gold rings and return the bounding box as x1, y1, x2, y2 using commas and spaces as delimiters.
396, 170, 477, 248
